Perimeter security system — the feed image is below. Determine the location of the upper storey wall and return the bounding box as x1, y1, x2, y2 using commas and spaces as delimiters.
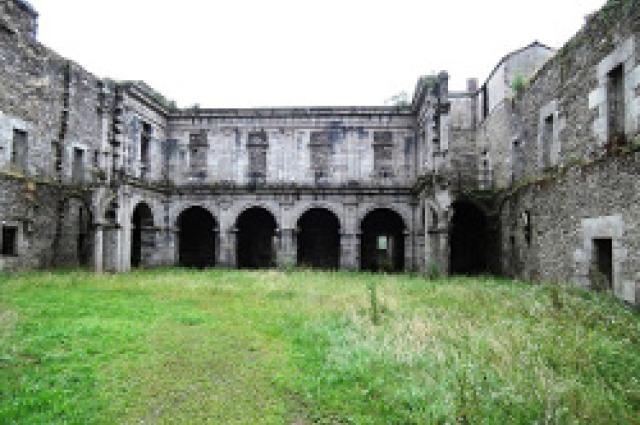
481, 43, 554, 121
513, 0, 640, 181
0, 0, 105, 184
165, 109, 417, 187
0, 0, 170, 186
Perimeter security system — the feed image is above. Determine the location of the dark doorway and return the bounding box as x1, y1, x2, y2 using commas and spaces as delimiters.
297, 208, 340, 269
593, 238, 613, 289
449, 201, 488, 275
360, 208, 405, 272
177, 206, 216, 268
236, 207, 277, 269
131, 203, 153, 268
78, 205, 92, 267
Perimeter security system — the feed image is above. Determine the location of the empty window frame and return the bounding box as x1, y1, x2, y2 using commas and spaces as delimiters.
607, 64, 625, 144
310, 131, 331, 183
511, 139, 523, 183
189, 131, 208, 178
51, 141, 61, 176
11, 129, 27, 171
141, 122, 152, 172
72, 147, 85, 183
247, 131, 268, 183
523, 211, 532, 247
541, 114, 554, 169
373, 131, 393, 178
1, 226, 18, 256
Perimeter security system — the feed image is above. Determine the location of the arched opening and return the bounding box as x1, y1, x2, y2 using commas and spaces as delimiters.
360, 208, 405, 272
236, 207, 277, 269
131, 203, 154, 268
177, 206, 217, 268
449, 201, 488, 275
297, 208, 340, 269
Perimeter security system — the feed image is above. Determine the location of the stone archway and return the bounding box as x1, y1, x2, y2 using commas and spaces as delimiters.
360, 208, 405, 272
177, 206, 217, 268
131, 202, 154, 268
296, 208, 340, 269
449, 201, 488, 275
236, 207, 277, 269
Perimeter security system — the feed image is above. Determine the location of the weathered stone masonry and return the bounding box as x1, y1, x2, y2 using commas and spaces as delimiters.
0, 0, 638, 305
0, 0, 439, 275
428, 0, 640, 304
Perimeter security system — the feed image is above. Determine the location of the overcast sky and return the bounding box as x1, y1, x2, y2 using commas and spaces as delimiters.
28, 0, 606, 108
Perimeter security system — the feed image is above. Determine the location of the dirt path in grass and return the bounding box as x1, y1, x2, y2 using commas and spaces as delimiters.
99, 289, 305, 425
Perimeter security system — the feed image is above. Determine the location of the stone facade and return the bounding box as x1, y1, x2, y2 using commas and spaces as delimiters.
0, 0, 439, 275
420, 0, 640, 305
0, 0, 638, 304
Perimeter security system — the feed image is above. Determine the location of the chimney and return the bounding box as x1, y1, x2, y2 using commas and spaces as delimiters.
467, 78, 479, 93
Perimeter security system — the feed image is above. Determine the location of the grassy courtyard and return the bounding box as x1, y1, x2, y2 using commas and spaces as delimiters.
0, 270, 639, 424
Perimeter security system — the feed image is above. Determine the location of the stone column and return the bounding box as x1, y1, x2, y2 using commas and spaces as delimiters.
415, 232, 425, 273
93, 223, 103, 273
213, 227, 220, 267
354, 232, 362, 271
101, 224, 121, 272
219, 227, 237, 268
340, 232, 357, 271
168, 226, 179, 267
277, 227, 295, 268
139, 226, 158, 268
403, 230, 412, 272
439, 228, 450, 276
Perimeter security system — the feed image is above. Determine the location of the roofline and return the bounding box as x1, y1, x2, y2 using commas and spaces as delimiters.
120, 83, 171, 115
480, 40, 554, 89
168, 106, 414, 118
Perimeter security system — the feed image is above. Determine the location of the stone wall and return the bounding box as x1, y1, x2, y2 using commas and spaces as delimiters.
514, 0, 640, 181
0, 176, 93, 271
165, 109, 417, 187
500, 153, 639, 304
475, 101, 515, 189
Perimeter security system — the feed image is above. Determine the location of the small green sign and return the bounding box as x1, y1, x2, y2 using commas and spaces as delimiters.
377, 236, 388, 250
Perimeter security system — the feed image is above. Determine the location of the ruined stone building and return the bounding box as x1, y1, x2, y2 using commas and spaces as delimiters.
0, 0, 638, 304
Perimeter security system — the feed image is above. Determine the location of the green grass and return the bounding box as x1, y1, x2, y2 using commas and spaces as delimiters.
1, 269, 639, 424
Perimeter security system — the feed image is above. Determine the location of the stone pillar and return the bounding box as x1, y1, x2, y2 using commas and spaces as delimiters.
354, 232, 362, 271
93, 223, 103, 273
277, 228, 295, 268
403, 230, 412, 272
102, 224, 121, 272
168, 226, 179, 267
415, 232, 425, 273
439, 228, 450, 276
213, 227, 220, 267
139, 226, 157, 268
219, 227, 237, 268
340, 232, 357, 271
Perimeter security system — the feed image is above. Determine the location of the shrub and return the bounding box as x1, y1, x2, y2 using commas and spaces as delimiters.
511, 73, 528, 96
